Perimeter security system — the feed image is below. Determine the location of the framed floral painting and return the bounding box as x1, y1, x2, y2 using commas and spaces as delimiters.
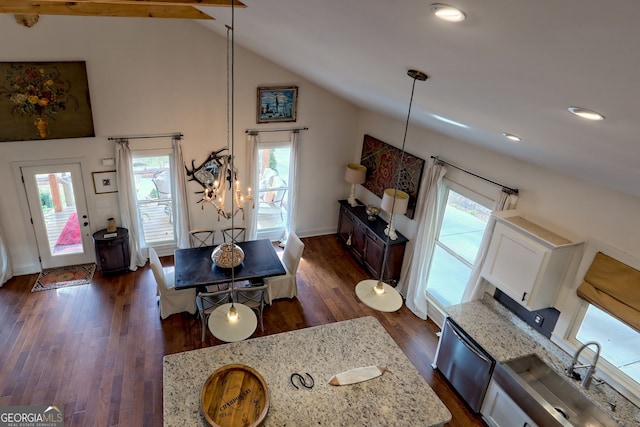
257, 86, 297, 123
0, 61, 95, 142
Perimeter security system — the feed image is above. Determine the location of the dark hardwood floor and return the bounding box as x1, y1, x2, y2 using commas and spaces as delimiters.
0, 234, 486, 426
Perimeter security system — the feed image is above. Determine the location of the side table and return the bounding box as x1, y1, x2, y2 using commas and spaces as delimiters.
93, 227, 130, 274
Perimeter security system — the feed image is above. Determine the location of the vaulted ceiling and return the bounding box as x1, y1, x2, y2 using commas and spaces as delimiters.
4, 1, 640, 199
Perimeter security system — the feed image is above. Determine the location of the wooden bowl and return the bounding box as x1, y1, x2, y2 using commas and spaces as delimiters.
201, 364, 270, 427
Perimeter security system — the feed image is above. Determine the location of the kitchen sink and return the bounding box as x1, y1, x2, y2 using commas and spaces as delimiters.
500, 354, 619, 427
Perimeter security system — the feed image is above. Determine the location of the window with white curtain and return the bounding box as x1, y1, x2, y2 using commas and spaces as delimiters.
425, 180, 492, 308
131, 150, 176, 246
256, 142, 291, 241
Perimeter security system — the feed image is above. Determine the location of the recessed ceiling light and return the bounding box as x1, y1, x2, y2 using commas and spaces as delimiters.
430, 3, 466, 22
568, 106, 605, 121
502, 132, 521, 142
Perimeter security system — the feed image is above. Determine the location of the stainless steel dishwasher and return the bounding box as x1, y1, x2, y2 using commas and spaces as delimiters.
434, 317, 495, 412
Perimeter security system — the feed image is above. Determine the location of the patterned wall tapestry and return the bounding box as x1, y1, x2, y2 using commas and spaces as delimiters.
360, 134, 425, 219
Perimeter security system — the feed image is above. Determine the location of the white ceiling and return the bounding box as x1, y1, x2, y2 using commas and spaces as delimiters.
199, 0, 640, 198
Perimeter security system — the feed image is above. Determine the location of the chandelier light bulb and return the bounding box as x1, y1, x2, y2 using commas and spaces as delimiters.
227, 305, 238, 322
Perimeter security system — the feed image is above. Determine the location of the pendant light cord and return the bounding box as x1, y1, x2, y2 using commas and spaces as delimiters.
378, 71, 425, 285
229, 2, 236, 299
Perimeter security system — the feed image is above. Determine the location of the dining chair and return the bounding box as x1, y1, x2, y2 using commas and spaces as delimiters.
264, 232, 305, 304
148, 247, 196, 319
221, 226, 247, 243
189, 228, 216, 247
196, 287, 233, 342
234, 284, 268, 333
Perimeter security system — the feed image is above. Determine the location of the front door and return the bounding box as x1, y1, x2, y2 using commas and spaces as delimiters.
21, 163, 94, 268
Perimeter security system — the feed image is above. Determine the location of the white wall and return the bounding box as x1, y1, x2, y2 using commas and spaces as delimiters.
0, 15, 358, 274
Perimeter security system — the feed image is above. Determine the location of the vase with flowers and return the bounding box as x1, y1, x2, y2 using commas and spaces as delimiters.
1, 63, 79, 138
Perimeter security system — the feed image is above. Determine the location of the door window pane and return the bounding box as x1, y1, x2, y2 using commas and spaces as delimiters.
132, 154, 176, 245
36, 172, 83, 256
426, 188, 491, 306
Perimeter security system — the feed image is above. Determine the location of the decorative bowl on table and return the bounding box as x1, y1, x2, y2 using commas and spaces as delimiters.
201, 364, 270, 427
365, 205, 380, 221
211, 243, 245, 268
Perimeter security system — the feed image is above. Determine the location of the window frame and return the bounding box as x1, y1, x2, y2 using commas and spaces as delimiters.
131, 148, 177, 248
554, 239, 640, 406
256, 140, 292, 241
424, 179, 493, 309
565, 300, 640, 405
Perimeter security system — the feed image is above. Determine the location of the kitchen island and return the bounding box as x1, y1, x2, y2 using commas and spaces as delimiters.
446, 293, 639, 426
163, 316, 451, 426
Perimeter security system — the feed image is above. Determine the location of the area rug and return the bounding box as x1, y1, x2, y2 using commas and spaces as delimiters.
31, 263, 96, 292
55, 213, 81, 246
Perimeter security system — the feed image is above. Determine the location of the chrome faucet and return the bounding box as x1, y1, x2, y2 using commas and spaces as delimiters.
565, 341, 601, 389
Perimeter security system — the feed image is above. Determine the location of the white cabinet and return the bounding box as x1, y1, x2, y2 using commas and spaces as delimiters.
481, 211, 581, 311
482, 379, 538, 427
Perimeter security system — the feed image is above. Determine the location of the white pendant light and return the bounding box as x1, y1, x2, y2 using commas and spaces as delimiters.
356, 69, 428, 313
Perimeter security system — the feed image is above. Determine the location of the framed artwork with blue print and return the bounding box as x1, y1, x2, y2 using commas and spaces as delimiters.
257, 86, 298, 123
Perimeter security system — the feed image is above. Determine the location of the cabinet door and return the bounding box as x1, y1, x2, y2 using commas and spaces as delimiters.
337, 207, 353, 244
482, 379, 538, 427
482, 222, 547, 305
351, 220, 367, 259
95, 238, 127, 272
364, 230, 384, 279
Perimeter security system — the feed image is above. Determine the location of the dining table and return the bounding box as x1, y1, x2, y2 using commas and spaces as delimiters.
174, 239, 286, 290
163, 316, 452, 426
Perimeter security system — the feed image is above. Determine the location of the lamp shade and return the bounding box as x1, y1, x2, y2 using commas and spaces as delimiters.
344, 163, 366, 184
381, 189, 409, 215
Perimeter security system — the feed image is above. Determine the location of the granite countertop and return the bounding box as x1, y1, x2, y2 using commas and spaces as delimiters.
446, 294, 640, 427
163, 316, 451, 426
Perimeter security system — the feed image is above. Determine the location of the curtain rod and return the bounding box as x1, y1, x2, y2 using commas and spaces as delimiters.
431, 156, 518, 194
107, 132, 183, 141
245, 126, 309, 135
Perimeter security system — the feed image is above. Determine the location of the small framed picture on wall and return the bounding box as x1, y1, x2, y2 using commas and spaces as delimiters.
92, 171, 118, 194
257, 86, 298, 123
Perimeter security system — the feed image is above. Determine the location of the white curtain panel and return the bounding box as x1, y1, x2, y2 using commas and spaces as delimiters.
173, 137, 191, 248
398, 160, 448, 319
0, 225, 13, 286
115, 140, 146, 271
246, 133, 259, 240
282, 131, 300, 246
461, 190, 519, 302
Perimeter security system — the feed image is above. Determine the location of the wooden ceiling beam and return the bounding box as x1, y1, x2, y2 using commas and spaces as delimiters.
0, 1, 221, 19
35, 0, 246, 7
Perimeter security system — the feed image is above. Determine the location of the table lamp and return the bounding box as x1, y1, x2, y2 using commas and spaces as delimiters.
381, 188, 409, 240
345, 163, 366, 207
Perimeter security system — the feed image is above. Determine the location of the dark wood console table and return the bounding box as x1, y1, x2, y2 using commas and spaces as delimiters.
337, 199, 408, 285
